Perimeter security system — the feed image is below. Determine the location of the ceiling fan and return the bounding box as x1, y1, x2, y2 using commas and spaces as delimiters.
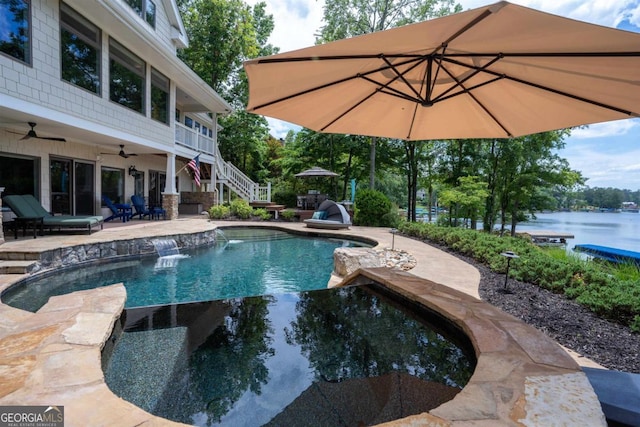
13, 122, 66, 142
101, 144, 138, 159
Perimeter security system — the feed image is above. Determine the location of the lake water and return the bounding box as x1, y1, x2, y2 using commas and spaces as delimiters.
516, 211, 640, 253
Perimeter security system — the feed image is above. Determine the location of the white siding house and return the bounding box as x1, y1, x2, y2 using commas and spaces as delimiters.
0, 0, 265, 234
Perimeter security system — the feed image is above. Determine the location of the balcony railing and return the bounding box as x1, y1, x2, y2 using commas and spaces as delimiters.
175, 122, 215, 155
175, 122, 270, 202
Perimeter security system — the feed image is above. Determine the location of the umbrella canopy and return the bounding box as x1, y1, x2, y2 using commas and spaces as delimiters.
295, 166, 339, 177
244, 1, 640, 141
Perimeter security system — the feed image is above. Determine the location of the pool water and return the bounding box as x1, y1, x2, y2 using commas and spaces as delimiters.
2, 228, 367, 311
103, 284, 475, 426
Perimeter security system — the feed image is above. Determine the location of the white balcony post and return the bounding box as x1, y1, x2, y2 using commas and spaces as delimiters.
267, 182, 271, 203
165, 153, 177, 194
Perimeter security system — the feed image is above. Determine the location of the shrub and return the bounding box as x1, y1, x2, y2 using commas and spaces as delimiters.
208, 204, 230, 219
273, 190, 298, 208
280, 209, 296, 221
253, 208, 272, 221
230, 199, 253, 219
354, 189, 396, 227
398, 221, 640, 330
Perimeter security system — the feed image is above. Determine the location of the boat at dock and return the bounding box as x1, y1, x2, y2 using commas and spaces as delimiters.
519, 230, 574, 247
574, 244, 640, 266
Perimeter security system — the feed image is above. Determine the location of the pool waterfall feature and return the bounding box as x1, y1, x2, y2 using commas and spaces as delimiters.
152, 239, 181, 257
152, 238, 190, 269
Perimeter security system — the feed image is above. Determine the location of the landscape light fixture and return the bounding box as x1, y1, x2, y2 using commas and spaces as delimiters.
128, 165, 138, 177
500, 251, 520, 294
390, 228, 398, 250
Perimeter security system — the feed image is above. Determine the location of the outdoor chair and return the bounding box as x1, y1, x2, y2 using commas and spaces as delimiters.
130, 195, 152, 220
130, 195, 166, 220
102, 195, 132, 222
3, 194, 103, 237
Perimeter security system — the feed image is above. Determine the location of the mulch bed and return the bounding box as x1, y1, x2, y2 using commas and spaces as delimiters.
412, 237, 640, 373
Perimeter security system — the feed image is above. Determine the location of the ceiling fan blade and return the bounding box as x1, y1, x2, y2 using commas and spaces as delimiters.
38, 136, 67, 142
15, 122, 65, 142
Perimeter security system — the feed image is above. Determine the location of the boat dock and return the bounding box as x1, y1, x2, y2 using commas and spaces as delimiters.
574, 244, 640, 266
519, 230, 575, 246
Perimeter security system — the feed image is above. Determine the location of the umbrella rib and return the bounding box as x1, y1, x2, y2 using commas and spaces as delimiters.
249, 73, 360, 111
431, 64, 513, 137
505, 74, 639, 116
249, 55, 426, 111
425, 45, 448, 105
428, 8, 498, 55
469, 62, 640, 117
320, 90, 380, 132
435, 54, 639, 116
380, 55, 429, 103
432, 54, 503, 103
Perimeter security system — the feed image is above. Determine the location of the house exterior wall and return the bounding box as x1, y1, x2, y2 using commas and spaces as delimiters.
0, 0, 174, 147
0, 0, 232, 225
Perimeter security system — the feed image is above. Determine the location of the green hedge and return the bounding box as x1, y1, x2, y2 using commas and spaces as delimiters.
399, 222, 640, 332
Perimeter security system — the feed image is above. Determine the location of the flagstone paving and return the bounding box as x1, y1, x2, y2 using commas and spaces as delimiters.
0, 218, 606, 426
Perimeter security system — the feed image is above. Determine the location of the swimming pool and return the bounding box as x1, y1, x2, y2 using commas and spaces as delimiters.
1, 228, 368, 311
103, 283, 476, 426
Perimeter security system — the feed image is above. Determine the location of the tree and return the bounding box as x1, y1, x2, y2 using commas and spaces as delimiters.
438, 176, 488, 228
318, 0, 462, 217
490, 131, 582, 235
178, 0, 277, 180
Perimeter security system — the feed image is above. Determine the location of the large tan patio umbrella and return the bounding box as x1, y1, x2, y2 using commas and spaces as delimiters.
244, 1, 640, 140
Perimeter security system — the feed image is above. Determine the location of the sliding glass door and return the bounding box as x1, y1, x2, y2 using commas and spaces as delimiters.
51, 158, 96, 215
75, 161, 95, 215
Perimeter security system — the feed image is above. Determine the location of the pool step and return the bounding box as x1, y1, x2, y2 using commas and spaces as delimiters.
0, 251, 41, 261
0, 260, 38, 274
104, 327, 191, 414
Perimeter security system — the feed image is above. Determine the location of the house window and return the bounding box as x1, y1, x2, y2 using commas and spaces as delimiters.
145, 1, 156, 28
124, 0, 156, 29
0, 0, 30, 64
124, 0, 142, 15
151, 67, 169, 124
101, 166, 124, 205
184, 116, 193, 128
109, 38, 145, 113
0, 153, 39, 197
60, 2, 101, 94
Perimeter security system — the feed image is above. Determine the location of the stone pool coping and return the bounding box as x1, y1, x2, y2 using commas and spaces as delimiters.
0, 221, 606, 426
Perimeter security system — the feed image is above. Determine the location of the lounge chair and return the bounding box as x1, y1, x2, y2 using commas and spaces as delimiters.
131, 195, 166, 220
304, 199, 351, 230
102, 195, 132, 222
3, 194, 103, 237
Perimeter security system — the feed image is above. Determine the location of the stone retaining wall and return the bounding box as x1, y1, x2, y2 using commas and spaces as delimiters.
180, 192, 216, 209
26, 230, 218, 273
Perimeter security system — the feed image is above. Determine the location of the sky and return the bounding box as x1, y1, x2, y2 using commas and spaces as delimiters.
244, 0, 640, 190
